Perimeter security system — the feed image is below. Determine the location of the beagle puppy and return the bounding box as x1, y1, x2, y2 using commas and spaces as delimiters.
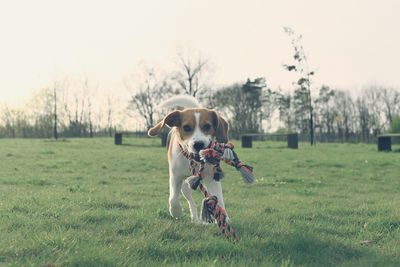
148, 96, 229, 223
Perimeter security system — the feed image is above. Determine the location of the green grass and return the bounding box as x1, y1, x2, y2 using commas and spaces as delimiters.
0, 138, 399, 266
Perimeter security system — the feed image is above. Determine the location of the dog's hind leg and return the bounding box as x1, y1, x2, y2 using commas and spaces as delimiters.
169, 175, 183, 218
181, 181, 200, 223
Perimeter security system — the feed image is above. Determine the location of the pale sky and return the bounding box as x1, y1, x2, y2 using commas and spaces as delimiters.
1, 0, 400, 105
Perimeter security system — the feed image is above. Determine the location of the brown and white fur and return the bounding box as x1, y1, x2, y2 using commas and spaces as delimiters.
148, 95, 229, 223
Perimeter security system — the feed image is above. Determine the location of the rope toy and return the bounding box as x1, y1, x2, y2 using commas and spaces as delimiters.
180, 141, 256, 241
185, 142, 256, 190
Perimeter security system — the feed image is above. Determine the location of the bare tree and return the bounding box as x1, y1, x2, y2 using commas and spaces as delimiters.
209, 78, 267, 137
53, 82, 58, 139
356, 97, 371, 142
0, 75, 121, 138
363, 85, 384, 136
333, 90, 356, 141
82, 77, 98, 137
209, 83, 248, 137
127, 67, 172, 130
275, 89, 295, 132
314, 86, 336, 139
27, 87, 54, 138
380, 87, 400, 126
51, 80, 68, 139
262, 87, 280, 132
58, 76, 86, 137
283, 27, 315, 145
1, 106, 17, 138
174, 47, 209, 97
106, 96, 114, 137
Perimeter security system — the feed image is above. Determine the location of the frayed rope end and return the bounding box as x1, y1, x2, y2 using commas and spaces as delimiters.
238, 164, 256, 184
201, 195, 218, 223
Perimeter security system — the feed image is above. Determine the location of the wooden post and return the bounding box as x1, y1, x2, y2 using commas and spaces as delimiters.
115, 133, 122, 145
287, 133, 299, 149
378, 136, 391, 151
241, 135, 253, 148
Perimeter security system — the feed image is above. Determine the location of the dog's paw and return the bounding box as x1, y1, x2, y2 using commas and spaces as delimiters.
201, 216, 230, 225
191, 217, 202, 224
169, 203, 182, 218
202, 220, 214, 226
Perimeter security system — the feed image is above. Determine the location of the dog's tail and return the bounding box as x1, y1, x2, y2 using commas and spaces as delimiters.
158, 95, 201, 109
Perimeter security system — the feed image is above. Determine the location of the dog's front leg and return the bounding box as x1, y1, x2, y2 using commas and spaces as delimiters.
204, 179, 229, 222
205, 179, 225, 209
181, 181, 200, 223
169, 173, 183, 218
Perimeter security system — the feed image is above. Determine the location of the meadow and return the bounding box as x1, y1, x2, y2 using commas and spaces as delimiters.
0, 137, 399, 266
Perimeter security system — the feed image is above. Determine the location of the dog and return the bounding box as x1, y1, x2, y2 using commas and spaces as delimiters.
148, 95, 229, 223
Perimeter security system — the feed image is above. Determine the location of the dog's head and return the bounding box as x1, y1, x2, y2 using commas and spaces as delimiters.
148, 108, 228, 154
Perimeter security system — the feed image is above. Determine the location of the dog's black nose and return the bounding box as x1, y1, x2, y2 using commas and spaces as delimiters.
193, 142, 205, 152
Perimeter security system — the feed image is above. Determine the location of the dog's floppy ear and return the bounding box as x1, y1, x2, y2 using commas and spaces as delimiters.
148, 110, 181, 137
211, 110, 229, 143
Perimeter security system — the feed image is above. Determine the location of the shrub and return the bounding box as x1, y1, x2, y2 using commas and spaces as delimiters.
389, 116, 400, 133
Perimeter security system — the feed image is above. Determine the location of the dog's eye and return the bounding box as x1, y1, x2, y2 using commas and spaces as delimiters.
203, 123, 211, 131
183, 125, 192, 132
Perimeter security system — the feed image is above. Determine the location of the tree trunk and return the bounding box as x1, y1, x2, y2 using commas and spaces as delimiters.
53, 86, 58, 140
310, 112, 314, 145
89, 121, 93, 137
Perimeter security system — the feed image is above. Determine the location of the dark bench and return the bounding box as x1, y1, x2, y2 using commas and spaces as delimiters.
377, 133, 400, 151
115, 132, 123, 145
241, 133, 299, 149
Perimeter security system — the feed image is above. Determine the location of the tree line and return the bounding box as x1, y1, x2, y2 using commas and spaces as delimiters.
1, 33, 400, 142
0, 47, 211, 139
209, 81, 400, 143
125, 58, 400, 143
0, 76, 119, 138
1, 70, 399, 143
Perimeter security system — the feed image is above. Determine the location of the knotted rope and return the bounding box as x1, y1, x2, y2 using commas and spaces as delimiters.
185, 142, 256, 190
198, 183, 239, 242
180, 141, 255, 241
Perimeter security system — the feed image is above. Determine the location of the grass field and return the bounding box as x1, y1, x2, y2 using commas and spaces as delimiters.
0, 138, 399, 266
